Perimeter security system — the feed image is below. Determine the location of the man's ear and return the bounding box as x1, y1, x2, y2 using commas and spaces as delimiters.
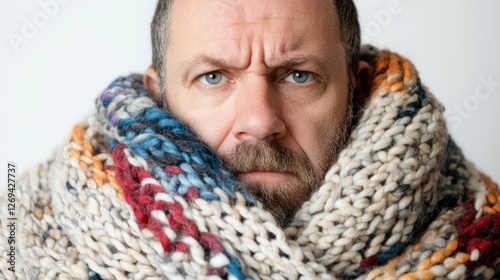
353, 60, 372, 115
144, 65, 161, 100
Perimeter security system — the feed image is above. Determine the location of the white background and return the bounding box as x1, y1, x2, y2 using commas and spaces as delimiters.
1, 0, 499, 193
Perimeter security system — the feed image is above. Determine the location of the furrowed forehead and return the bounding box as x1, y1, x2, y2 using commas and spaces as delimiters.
166, 0, 344, 80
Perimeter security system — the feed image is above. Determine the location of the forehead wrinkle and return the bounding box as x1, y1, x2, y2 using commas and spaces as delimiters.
221, 16, 298, 28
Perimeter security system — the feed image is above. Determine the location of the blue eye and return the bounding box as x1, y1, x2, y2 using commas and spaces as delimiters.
284, 71, 313, 84
200, 71, 226, 85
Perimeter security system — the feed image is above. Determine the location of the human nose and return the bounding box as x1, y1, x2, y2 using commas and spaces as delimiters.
231, 77, 286, 142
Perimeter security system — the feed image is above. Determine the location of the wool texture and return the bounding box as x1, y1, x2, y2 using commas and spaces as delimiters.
1, 47, 499, 280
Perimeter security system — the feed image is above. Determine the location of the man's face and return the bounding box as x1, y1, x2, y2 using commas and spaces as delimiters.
162, 0, 351, 223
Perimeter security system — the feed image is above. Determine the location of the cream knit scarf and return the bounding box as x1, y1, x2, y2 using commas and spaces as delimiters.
1, 47, 499, 280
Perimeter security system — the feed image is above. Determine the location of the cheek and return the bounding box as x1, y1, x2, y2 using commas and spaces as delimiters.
193, 109, 234, 151
171, 99, 234, 152
164, 70, 234, 152
293, 118, 332, 169
291, 92, 349, 171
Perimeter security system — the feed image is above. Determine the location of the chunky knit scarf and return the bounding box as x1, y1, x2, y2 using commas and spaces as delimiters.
1, 47, 499, 280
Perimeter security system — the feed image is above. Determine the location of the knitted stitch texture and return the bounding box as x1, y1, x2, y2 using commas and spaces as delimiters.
1, 47, 499, 279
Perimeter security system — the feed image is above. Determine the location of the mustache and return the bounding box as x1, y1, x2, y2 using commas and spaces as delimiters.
221, 141, 317, 182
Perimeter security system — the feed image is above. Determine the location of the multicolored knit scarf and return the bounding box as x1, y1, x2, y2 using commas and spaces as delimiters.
1, 47, 499, 279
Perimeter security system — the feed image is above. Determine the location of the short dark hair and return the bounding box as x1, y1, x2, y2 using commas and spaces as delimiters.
151, 0, 361, 101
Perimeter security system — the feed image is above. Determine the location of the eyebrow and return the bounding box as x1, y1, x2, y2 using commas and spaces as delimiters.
278, 56, 330, 72
180, 54, 329, 82
181, 55, 229, 82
